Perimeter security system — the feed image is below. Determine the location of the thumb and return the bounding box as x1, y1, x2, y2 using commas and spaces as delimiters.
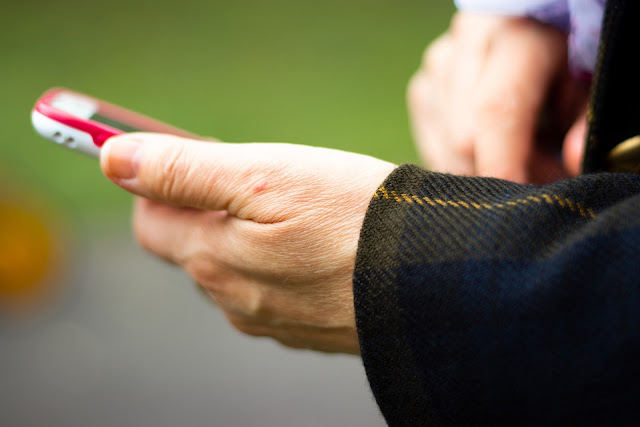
100, 133, 277, 221
562, 111, 588, 177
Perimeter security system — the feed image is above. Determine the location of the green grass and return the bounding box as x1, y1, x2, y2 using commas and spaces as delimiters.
0, 0, 454, 222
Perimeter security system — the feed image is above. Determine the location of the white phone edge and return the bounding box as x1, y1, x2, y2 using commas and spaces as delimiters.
31, 110, 101, 158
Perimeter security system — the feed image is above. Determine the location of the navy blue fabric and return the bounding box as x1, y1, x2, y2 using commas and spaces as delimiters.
398, 250, 640, 424
354, 167, 640, 425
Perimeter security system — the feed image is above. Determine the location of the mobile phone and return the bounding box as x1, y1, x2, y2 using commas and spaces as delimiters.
31, 88, 198, 158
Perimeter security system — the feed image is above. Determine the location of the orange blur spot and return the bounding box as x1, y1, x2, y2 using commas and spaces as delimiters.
0, 203, 56, 309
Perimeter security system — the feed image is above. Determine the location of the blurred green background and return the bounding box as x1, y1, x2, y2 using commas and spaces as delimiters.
1, 0, 453, 222
1, 1, 455, 425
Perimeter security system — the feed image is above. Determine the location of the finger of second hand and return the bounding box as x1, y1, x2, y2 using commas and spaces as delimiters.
473, 31, 560, 183
408, 73, 475, 175
445, 26, 491, 161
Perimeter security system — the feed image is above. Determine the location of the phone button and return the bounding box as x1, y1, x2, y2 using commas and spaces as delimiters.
63, 137, 77, 148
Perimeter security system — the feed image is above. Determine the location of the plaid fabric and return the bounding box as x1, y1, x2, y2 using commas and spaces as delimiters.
355, 166, 640, 425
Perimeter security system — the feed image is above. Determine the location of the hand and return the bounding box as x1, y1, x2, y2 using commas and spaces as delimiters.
100, 134, 395, 354
408, 12, 590, 184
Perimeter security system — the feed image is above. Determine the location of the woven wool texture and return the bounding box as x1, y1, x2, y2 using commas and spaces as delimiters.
355, 165, 640, 425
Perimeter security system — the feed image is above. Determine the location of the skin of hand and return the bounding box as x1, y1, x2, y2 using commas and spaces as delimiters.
100, 134, 395, 354
408, 12, 590, 184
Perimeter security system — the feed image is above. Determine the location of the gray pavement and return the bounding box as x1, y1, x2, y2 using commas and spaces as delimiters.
0, 228, 385, 426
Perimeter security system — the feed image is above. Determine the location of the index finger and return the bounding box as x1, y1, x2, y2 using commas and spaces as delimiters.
474, 23, 565, 183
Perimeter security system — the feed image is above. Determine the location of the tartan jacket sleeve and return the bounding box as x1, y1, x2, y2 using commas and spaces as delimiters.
353, 165, 640, 425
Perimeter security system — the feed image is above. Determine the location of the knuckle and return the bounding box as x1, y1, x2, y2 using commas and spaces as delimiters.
191, 262, 268, 321
475, 91, 518, 124
227, 315, 267, 337
185, 255, 222, 287
407, 74, 428, 112
133, 225, 153, 255
276, 337, 307, 350
451, 12, 467, 34
156, 142, 188, 200
422, 34, 451, 74
133, 206, 154, 253
449, 133, 475, 158
226, 315, 250, 334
